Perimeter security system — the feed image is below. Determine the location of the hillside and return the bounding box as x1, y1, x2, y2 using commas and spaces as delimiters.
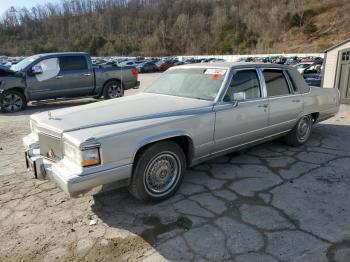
269, 0, 350, 53
0, 0, 349, 56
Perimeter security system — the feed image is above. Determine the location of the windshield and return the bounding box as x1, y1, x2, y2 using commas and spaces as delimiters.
144, 68, 227, 101
10, 55, 41, 72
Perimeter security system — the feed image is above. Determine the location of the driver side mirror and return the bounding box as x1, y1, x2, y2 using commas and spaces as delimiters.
230, 92, 246, 107
233, 92, 246, 102
32, 65, 43, 74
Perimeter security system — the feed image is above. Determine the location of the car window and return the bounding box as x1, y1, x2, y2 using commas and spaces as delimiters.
224, 70, 261, 102
263, 69, 290, 97
34, 58, 60, 82
59, 56, 87, 71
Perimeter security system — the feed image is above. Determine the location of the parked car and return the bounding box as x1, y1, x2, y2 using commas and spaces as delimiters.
294, 62, 314, 73
302, 63, 323, 87
302, 62, 323, 75
136, 62, 158, 73
300, 57, 323, 63
23, 62, 340, 201
275, 56, 287, 64
295, 61, 323, 75
304, 73, 322, 87
0, 52, 139, 113
159, 60, 178, 71
285, 56, 300, 65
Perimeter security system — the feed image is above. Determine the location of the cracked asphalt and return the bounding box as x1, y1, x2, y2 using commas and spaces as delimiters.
0, 73, 350, 262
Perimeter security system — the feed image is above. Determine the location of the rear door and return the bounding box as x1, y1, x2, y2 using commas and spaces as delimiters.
214, 69, 269, 152
262, 69, 303, 133
58, 55, 94, 97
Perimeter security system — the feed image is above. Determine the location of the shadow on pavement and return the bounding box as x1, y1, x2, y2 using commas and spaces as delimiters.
89, 122, 350, 260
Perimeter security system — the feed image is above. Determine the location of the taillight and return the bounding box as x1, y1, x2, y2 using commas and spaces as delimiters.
131, 68, 138, 79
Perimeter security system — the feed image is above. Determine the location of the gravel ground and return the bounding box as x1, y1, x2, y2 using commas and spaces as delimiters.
1, 73, 350, 262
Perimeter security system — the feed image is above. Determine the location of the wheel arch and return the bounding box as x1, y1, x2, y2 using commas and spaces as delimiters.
103, 78, 123, 88
132, 133, 195, 169
3, 87, 28, 100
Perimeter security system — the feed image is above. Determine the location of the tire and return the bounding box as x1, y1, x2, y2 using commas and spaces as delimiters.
103, 81, 124, 99
1, 90, 26, 113
285, 115, 312, 146
128, 141, 186, 202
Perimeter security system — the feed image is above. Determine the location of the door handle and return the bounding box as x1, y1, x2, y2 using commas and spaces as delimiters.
292, 99, 301, 103
257, 104, 268, 108
55, 75, 63, 79
82, 73, 91, 76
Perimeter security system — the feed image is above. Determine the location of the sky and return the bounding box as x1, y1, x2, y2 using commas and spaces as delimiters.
0, 0, 57, 16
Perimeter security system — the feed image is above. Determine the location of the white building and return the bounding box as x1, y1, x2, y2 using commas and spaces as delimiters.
322, 38, 350, 104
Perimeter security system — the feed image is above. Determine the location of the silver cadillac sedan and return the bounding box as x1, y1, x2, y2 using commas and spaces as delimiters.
23, 62, 340, 201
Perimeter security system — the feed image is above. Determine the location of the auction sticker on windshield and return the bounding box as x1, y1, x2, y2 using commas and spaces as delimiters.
204, 69, 227, 80
204, 69, 227, 75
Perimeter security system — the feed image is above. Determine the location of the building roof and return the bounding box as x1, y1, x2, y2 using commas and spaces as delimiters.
325, 38, 350, 53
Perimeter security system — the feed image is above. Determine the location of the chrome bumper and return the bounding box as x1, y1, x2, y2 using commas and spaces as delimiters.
23, 134, 132, 197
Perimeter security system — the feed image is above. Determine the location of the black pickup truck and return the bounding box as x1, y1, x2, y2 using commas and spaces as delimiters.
0, 52, 139, 112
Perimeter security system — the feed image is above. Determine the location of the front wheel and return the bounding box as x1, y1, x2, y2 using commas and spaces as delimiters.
285, 115, 313, 146
103, 81, 124, 99
128, 141, 186, 202
1, 90, 26, 113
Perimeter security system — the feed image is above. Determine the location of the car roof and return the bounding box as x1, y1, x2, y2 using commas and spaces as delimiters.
36, 52, 89, 57
173, 62, 289, 70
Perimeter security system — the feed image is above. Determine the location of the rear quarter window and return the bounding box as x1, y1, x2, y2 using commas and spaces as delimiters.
59, 56, 88, 71
263, 69, 290, 96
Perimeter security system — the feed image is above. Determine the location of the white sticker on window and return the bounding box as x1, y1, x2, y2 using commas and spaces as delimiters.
35, 58, 60, 82
204, 69, 227, 75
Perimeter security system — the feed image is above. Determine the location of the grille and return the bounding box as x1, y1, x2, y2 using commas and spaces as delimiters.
39, 133, 63, 161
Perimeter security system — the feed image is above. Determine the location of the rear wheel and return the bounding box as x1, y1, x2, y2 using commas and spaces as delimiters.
285, 115, 312, 146
103, 81, 124, 99
1, 90, 26, 113
128, 141, 186, 202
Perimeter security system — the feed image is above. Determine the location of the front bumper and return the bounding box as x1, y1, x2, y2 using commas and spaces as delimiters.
23, 134, 132, 197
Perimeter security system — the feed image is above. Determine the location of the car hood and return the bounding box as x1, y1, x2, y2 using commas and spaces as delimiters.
31, 93, 214, 137
0, 65, 16, 76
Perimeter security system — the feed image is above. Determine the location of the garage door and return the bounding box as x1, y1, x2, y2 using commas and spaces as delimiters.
337, 49, 350, 104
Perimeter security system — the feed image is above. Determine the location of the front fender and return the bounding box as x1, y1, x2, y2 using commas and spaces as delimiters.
0, 76, 27, 99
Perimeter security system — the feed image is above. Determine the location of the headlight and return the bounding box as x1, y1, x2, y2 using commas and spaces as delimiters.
64, 141, 101, 167
80, 148, 100, 167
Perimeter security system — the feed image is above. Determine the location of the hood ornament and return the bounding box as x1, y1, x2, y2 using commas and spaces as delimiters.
47, 111, 61, 120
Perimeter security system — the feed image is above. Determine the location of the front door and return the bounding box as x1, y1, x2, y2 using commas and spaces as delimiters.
214, 69, 269, 153
27, 57, 64, 100
337, 49, 350, 104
